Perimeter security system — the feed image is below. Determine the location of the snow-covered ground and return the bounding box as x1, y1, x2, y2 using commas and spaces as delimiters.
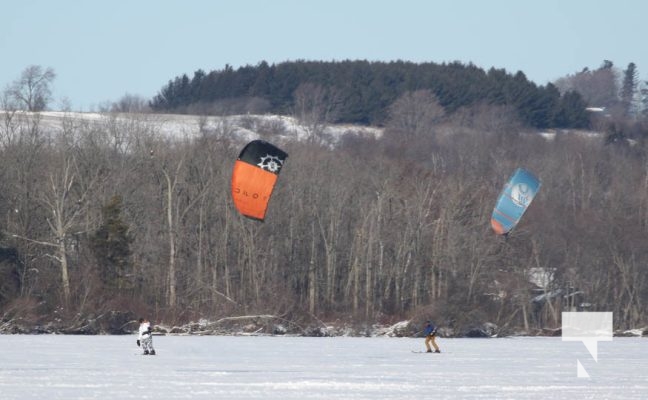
4, 111, 382, 145
0, 335, 646, 399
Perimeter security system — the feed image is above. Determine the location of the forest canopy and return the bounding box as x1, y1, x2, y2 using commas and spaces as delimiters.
150, 60, 590, 129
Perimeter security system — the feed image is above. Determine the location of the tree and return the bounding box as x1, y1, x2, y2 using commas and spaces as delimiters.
554, 91, 589, 128
386, 90, 445, 137
40, 153, 97, 303
621, 62, 638, 117
293, 83, 342, 143
151, 60, 588, 128
5, 97, 648, 331
111, 93, 150, 113
9, 65, 56, 111
146, 139, 213, 309
554, 61, 619, 109
90, 195, 133, 291
0, 245, 21, 309
641, 81, 648, 119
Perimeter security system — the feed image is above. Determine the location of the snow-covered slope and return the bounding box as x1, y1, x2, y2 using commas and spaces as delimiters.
7, 111, 382, 145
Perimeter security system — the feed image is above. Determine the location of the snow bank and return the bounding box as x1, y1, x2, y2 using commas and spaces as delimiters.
2, 111, 382, 146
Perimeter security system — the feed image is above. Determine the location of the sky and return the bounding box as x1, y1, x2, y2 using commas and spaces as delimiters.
2, 0, 647, 111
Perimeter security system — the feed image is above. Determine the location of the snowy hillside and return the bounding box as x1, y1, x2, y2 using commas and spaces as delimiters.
13, 111, 383, 145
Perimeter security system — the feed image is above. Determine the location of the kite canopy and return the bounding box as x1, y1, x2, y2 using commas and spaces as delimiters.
231, 140, 288, 221
490, 168, 541, 235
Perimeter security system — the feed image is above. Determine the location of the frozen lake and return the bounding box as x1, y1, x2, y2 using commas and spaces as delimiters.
0, 335, 646, 399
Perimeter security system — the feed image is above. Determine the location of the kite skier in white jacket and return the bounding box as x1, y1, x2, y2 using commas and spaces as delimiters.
137, 318, 156, 355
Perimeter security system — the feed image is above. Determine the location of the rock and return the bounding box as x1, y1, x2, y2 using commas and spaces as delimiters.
483, 322, 498, 336
99, 311, 137, 334
615, 329, 644, 337
540, 328, 561, 337
169, 326, 187, 334
304, 326, 330, 337
464, 328, 490, 338
389, 320, 412, 337
372, 320, 412, 337
437, 327, 453, 337
463, 322, 498, 338
273, 324, 287, 335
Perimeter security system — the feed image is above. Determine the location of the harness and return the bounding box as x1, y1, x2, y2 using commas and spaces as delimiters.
140, 327, 152, 339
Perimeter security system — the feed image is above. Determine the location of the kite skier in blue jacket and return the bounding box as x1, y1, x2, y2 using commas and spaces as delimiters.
424, 321, 441, 353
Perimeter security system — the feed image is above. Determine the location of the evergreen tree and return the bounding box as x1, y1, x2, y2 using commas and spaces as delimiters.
150, 60, 593, 129
641, 81, 648, 119
190, 69, 206, 103
555, 91, 589, 128
149, 79, 173, 109
0, 246, 21, 308
90, 195, 134, 291
177, 74, 191, 107
250, 61, 273, 98
621, 62, 638, 117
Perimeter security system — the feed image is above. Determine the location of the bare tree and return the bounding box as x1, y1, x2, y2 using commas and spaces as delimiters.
9, 65, 56, 111
3, 101, 648, 332
386, 90, 445, 137
10, 149, 100, 304
554, 61, 622, 117
111, 93, 150, 113
1, 90, 20, 146
293, 83, 342, 144
147, 137, 214, 309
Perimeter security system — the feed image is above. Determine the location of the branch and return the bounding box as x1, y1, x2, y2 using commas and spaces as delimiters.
44, 254, 63, 263
6, 232, 58, 248
206, 287, 238, 305
307, 311, 329, 330
213, 314, 305, 333
214, 315, 277, 323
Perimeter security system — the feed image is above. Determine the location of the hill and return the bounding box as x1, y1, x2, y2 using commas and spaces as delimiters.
23, 111, 382, 146
149, 60, 590, 129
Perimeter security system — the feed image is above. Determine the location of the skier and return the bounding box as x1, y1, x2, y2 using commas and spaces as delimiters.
423, 320, 441, 353
137, 317, 156, 355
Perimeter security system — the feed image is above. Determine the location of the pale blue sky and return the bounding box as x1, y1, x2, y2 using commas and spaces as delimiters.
1, 0, 646, 111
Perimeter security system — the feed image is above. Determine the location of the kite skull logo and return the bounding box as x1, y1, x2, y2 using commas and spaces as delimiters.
258, 154, 284, 173
511, 183, 532, 207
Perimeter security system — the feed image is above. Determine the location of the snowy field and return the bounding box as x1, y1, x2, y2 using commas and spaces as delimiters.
0, 335, 646, 399
12, 111, 383, 145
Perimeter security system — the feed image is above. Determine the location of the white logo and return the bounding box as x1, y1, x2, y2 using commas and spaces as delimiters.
510, 183, 533, 207
562, 312, 613, 378
257, 154, 284, 173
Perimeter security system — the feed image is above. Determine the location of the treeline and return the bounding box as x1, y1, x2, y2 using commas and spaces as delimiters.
1, 102, 647, 333
150, 60, 590, 129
